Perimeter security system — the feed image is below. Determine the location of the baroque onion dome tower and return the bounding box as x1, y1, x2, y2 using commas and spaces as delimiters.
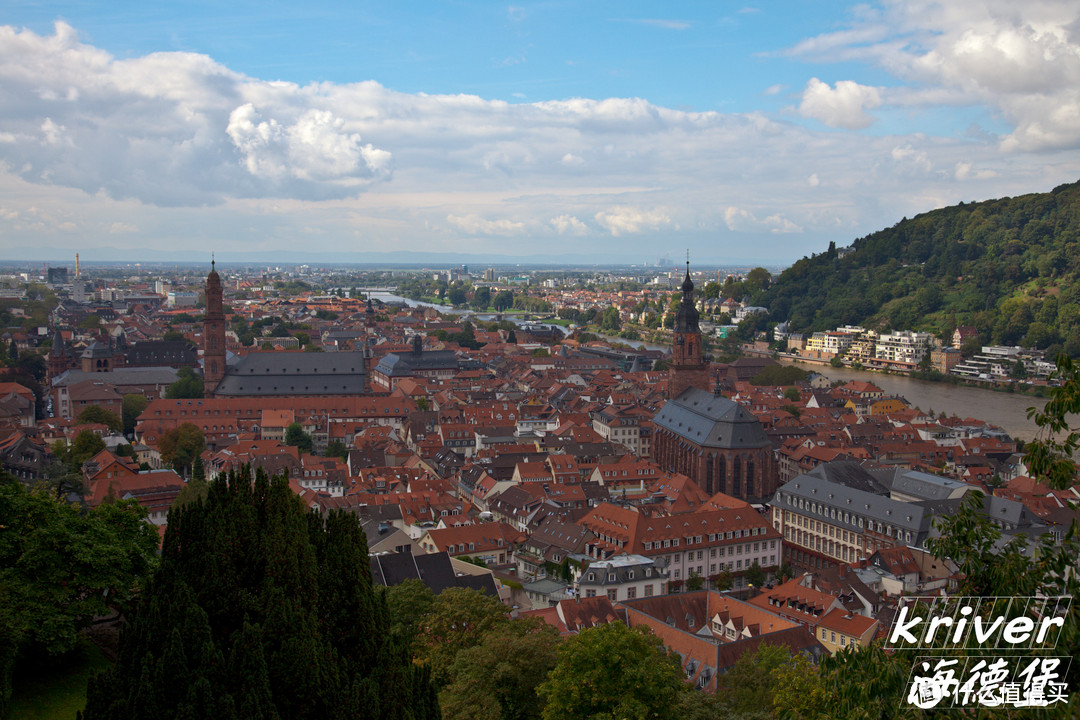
202, 258, 226, 397
667, 262, 711, 398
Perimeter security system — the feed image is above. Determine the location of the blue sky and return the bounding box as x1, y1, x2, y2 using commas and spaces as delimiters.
2, 1, 1079, 264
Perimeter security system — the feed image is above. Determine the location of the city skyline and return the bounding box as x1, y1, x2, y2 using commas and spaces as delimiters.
2, 1, 1080, 263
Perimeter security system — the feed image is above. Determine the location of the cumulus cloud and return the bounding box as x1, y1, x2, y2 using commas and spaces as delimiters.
787, 1, 1080, 151
1, 15, 1080, 260
226, 105, 391, 185
891, 143, 932, 173
798, 78, 881, 129
594, 206, 673, 236
550, 214, 588, 235
724, 206, 802, 234
446, 213, 526, 235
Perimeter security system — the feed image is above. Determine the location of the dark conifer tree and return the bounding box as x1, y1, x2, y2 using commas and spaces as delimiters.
82, 468, 438, 719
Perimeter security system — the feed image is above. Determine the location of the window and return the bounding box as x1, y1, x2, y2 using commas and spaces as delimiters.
841, 636, 847, 646
607, 589, 617, 601
627, 587, 636, 599
831, 632, 836, 643
644, 584, 653, 597
586, 589, 596, 598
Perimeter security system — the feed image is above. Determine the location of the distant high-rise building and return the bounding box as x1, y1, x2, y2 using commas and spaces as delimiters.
46, 267, 68, 285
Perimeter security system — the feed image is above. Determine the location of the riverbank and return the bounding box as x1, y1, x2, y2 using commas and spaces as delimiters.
776, 359, 1050, 441
748, 347, 1054, 399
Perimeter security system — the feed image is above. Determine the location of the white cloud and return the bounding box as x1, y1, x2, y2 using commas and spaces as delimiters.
226, 105, 391, 185
786, 1, 1080, 151
954, 161, 997, 180
798, 78, 881, 129
891, 143, 932, 173
40, 118, 70, 146
0, 17, 1079, 261
447, 213, 526, 235
550, 214, 588, 235
594, 206, 672, 236
109, 221, 138, 233
724, 206, 801, 234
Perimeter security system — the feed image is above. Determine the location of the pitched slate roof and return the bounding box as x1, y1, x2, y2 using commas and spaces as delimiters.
213, 350, 367, 395
374, 349, 459, 378
653, 387, 771, 449
368, 550, 499, 597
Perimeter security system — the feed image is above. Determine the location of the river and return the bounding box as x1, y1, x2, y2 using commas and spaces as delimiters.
375, 292, 1052, 441
783, 360, 1051, 441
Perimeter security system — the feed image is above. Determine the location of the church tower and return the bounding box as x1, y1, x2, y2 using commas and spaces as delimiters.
667, 262, 710, 398
203, 259, 226, 397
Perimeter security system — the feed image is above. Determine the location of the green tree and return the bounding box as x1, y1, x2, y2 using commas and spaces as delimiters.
158, 422, 205, 475
448, 285, 468, 306
165, 366, 204, 399
600, 306, 621, 332
384, 578, 437, 646
493, 291, 514, 312
708, 569, 733, 591
77, 405, 122, 433
0, 481, 158, 715
285, 422, 314, 454
538, 622, 686, 720
744, 561, 766, 589
472, 286, 491, 309
121, 393, 148, 436
412, 587, 508, 687
325, 440, 349, 460
67, 429, 105, 468
77, 315, 101, 331
440, 618, 560, 720
82, 469, 439, 720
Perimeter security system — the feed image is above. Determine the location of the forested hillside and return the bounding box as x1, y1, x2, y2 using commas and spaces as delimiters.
762, 179, 1080, 355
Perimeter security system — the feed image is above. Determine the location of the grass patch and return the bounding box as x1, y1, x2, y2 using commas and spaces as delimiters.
7, 640, 110, 720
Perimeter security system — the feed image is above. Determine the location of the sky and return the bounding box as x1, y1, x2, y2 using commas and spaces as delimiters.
2, 1, 1080, 265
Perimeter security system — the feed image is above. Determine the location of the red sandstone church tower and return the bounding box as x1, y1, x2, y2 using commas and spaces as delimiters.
667, 263, 711, 398
203, 259, 226, 396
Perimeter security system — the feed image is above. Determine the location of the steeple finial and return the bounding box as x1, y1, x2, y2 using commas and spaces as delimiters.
211, 253, 215, 272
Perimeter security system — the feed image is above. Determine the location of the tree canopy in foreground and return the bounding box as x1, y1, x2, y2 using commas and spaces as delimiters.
82, 469, 438, 720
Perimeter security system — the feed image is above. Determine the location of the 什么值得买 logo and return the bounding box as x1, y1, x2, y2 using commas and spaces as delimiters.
886, 596, 1072, 710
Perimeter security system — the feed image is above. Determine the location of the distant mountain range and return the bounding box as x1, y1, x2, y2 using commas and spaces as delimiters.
760, 179, 1080, 356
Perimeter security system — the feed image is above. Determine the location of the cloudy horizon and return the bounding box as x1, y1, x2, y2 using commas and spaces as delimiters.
2, 1, 1079, 264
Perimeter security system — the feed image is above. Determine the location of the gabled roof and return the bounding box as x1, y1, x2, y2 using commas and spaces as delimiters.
653, 387, 770, 449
